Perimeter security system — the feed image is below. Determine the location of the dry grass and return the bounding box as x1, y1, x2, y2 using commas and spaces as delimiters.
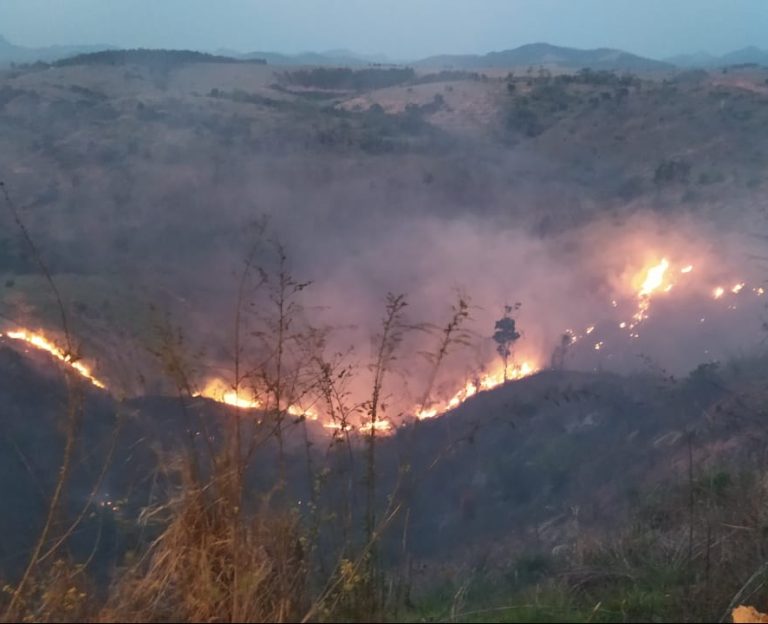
101, 490, 307, 623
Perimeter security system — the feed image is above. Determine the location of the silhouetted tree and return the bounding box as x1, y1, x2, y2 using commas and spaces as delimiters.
493, 304, 521, 382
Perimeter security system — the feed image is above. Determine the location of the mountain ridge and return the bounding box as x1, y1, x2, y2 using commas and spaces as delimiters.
415, 42, 673, 71
3, 33, 768, 71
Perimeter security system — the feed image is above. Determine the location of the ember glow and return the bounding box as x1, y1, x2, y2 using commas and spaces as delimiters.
324, 418, 395, 435
1, 328, 107, 389
358, 419, 394, 434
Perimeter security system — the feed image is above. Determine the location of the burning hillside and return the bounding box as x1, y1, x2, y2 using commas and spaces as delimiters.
0, 328, 107, 389
3, 231, 765, 435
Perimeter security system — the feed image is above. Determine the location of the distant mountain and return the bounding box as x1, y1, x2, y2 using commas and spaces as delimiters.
720, 46, 768, 66
665, 46, 768, 68
415, 42, 672, 71
0, 34, 113, 66
6, 33, 767, 73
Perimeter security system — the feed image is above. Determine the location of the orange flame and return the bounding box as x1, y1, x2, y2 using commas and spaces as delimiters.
200, 356, 539, 432
628, 258, 681, 330
1, 328, 106, 389
638, 258, 670, 297
195, 377, 318, 420
195, 378, 262, 409
415, 359, 539, 420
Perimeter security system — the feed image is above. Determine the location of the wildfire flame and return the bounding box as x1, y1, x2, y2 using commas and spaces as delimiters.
1, 328, 106, 389
415, 360, 539, 420
195, 378, 262, 409
195, 377, 319, 420
638, 258, 670, 298
627, 258, 672, 330
197, 352, 541, 433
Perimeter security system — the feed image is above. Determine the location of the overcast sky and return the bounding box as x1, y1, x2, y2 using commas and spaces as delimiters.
0, 0, 766, 60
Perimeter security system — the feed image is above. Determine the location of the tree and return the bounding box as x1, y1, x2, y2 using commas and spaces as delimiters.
493, 304, 521, 382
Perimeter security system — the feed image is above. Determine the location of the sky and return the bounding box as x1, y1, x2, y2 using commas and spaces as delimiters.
0, 0, 766, 60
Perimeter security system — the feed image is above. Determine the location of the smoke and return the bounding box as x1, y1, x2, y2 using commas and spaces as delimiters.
219, 206, 767, 417
2, 75, 767, 421
5, 144, 767, 421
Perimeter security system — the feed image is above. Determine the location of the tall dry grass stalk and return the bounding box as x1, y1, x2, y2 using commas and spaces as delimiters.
101, 490, 307, 622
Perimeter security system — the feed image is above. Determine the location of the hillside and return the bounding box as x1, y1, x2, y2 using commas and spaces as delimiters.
0, 57, 767, 387
2, 53, 768, 620
1, 330, 768, 620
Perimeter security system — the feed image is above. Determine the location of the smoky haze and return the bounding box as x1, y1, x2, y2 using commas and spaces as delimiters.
124, 148, 767, 420
269, 207, 767, 414
3, 78, 767, 419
